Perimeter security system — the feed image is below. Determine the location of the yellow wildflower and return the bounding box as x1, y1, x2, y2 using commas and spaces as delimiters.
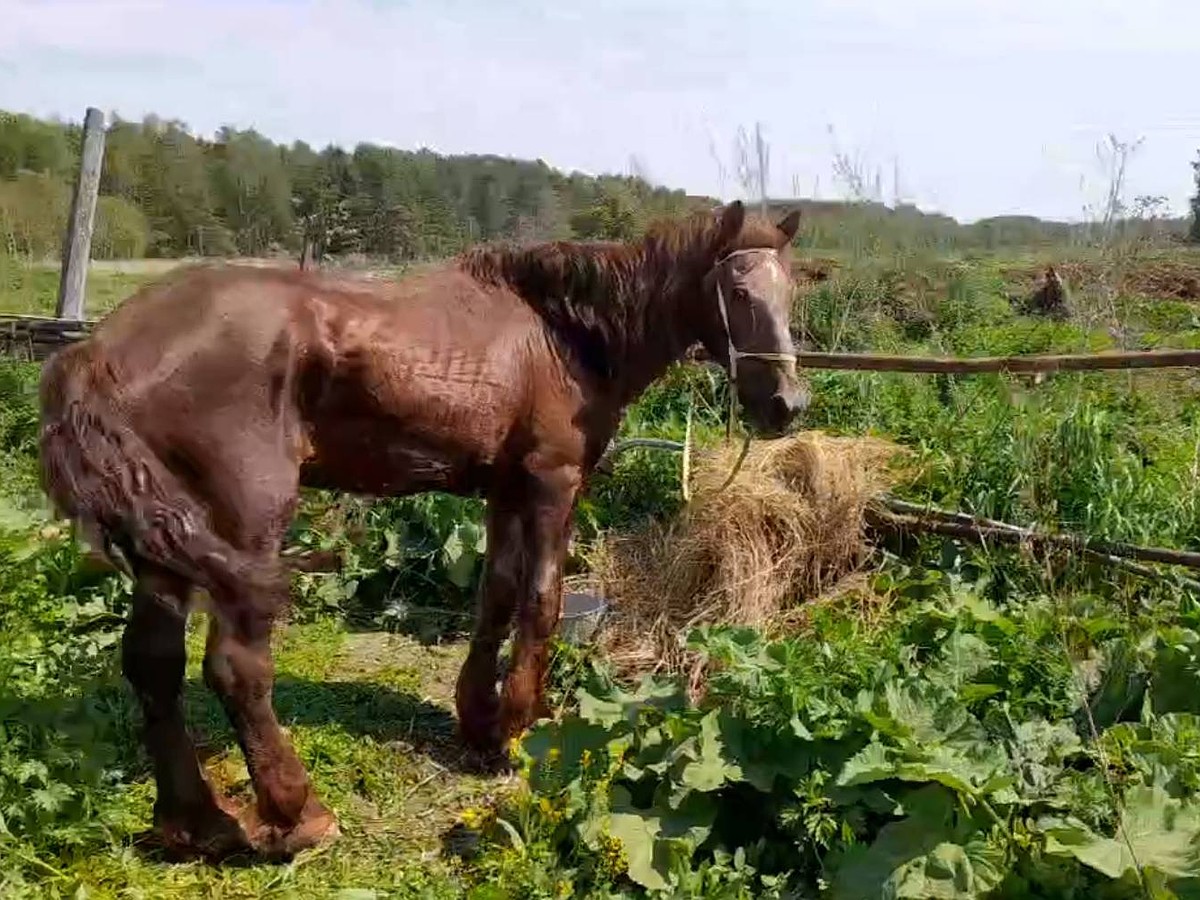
458, 804, 495, 830
535, 794, 567, 824
596, 833, 628, 879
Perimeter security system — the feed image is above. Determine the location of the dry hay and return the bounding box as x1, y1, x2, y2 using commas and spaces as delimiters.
589, 431, 904, 683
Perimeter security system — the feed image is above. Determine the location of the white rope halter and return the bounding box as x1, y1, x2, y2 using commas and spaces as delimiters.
713, 247, 798, 385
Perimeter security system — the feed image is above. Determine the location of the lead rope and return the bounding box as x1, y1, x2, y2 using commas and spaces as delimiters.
681, 388, 694, 503
714, 277, 753, 494
710, 248, 800, 496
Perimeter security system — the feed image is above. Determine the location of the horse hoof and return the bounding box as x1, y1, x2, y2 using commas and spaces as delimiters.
154, 798, 253, 860
240, 799, 341, 860
460, 745, 516, 775
457, 718, 502, 756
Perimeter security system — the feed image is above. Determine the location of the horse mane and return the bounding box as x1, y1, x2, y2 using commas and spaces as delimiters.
458, 208, 781, 379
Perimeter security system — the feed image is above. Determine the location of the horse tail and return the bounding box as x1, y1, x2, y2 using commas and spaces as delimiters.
37, 345, 280, 599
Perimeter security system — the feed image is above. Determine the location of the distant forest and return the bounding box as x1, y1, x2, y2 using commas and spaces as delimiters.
0, 108, 1190, 262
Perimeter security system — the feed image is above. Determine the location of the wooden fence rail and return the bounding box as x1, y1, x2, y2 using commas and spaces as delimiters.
0, 316, 94, 361
8, 318, 1200, 377
691, 346, 1200, 375
791, 348, 1200, 374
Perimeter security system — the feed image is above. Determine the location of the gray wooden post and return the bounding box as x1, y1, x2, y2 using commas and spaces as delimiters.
56, 107, 106, 321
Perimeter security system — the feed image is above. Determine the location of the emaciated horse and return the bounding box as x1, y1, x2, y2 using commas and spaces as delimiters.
37, 200, 806, 859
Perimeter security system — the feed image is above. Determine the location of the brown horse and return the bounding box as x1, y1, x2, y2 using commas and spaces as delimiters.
37, 200, 805, 859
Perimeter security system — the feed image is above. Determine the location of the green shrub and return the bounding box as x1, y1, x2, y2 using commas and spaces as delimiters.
495, 566, 1200, 898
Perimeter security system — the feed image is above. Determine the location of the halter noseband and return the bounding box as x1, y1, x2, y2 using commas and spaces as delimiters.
712, 247, 798, 387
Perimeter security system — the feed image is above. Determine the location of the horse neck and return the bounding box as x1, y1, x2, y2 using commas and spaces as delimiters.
610, 258, 706, 405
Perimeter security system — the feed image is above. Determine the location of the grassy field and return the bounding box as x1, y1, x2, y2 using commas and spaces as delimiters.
0, 256, 419, 319
6, 243, 1200, 898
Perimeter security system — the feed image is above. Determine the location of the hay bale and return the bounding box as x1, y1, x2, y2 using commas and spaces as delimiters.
589, 431, 903, 681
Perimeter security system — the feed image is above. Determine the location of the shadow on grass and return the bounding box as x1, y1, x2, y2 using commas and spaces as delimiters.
182, 674, 502, 775
1, 673, 491, 828
0, 650, 507, 875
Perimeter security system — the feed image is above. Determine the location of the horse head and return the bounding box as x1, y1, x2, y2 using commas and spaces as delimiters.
700, 201, 807, 437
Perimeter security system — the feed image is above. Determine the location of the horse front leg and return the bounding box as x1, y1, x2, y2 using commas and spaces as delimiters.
498, 465, 580, 744
455, 500, 524, 754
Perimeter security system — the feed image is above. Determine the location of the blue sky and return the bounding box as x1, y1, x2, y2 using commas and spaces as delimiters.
2, 0, 1197, 222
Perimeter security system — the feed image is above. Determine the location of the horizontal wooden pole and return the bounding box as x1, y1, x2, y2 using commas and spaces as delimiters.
687, 344, 1200, 375
876, 495, 1200, 574
8, 318, 1200, 378
793, 348, 1200, 375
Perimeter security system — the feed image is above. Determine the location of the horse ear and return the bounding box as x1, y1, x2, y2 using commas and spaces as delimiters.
776, 209, 801, 245
715, 200, 745, 248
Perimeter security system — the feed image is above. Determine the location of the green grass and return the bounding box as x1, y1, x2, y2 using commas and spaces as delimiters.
0, 257, 166, 317
0, 549, 516, 898
105, 624, 513, 899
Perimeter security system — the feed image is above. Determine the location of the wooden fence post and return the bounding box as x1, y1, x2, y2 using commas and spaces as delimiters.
55, 107, 106, 321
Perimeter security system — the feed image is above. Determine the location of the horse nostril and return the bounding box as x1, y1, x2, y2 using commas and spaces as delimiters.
776, 391, 806, 417
771, 393, 799, 425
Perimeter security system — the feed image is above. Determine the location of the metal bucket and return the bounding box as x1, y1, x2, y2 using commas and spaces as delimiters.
558, 591, 609, 645
496, 591, 610, 682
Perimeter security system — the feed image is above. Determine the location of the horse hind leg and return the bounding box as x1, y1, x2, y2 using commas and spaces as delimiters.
202, 591, 339, 858
122, 566, 249, 857
127, 434, 340, 859
195, 454, 339, 860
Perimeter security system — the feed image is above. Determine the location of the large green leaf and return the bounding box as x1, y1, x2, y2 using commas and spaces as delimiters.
829, 785, 1007, 899
1087, 634, 1156, 729
441, 522, 484, 588
859, 679, 988, 751
1103, 713, 1200, 795
1007, 717, 1084, 800
671, 710, 743, 799
577, 677, 685, 729
1151, 629, 1200, 717
838, 739, 1008, 798
522, 717, 615, 793
1042, 785, 1200, 881
606, 808, 667, 891
591, 784, 716, 891
718, 713, 820, 791
933, 632, 996, 689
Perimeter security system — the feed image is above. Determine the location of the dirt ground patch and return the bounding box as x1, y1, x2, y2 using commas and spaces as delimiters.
183, 621, 516, 871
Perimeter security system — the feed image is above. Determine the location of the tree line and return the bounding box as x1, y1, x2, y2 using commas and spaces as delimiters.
1, 108, 1195, 262
0, 109, 706, 262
